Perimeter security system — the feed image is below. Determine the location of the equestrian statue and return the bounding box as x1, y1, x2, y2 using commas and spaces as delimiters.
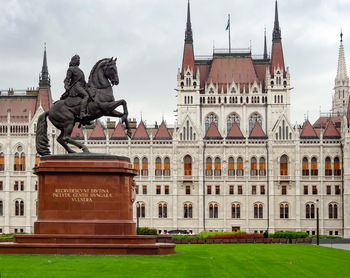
36, 55, 131, 156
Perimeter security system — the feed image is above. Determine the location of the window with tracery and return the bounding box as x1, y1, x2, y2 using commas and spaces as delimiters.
231, 203, 240, 218
249, 113, 262, 134
163, 157, 170, 176
155, 157, 162, 176
205, 113, 218, 133
228, 157, 235, 176
184, 155, 192, 176
214, 157, 221, 176
227, 113, 240, 132
302, 157, 309, 176
280, 203, 289, 219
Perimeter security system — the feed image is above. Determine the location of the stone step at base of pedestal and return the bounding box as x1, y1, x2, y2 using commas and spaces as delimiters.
15, 234, 156, 245
0, 242, 176, 255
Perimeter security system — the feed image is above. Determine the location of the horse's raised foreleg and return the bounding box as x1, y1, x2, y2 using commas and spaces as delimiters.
102, 99, 131, 137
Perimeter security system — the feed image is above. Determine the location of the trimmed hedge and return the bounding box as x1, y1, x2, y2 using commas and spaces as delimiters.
137, 227, 157, 235
271, 231, 308, 239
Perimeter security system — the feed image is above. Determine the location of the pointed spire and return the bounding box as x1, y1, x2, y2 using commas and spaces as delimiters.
336, 31, 348, 82
264, 26, 268, 59
185, 0, 193, 44
273, 0, 281, 41
39, 43, 51, 88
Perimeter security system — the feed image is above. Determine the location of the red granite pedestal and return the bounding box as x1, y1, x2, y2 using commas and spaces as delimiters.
0, 154, 175, 255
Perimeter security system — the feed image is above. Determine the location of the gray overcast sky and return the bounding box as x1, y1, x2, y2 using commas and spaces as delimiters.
0, 0, 349, 126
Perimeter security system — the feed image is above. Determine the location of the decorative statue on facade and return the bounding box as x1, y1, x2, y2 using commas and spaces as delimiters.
36, 56, 131, 156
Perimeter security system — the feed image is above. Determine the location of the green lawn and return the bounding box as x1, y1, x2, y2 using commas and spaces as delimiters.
0, 244, 349, 278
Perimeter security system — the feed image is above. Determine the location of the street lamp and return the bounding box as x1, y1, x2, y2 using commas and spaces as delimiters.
136, 201, 141, 234
316, 199, 319, 246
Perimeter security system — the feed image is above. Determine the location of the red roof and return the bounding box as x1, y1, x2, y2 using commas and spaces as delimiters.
271, 41, 285, 73
323, 121, 341, 138
205, 122, 222, 139
182, 43, 195, 76
89, 121, 105, 139
110, 121, 127, 140
208, 57, 258, 86
254, 63, 269, 86
132, 121, 149, 140
35, 88, 53, 112
154, 121, 172, 140
197, 64, 210, 91
300, 120, 318, 139
249, 121, 267, 139
227, 123, 245, 139
0, 96, 37, 122
314, 117, 342, 129
71, 123, 84, 139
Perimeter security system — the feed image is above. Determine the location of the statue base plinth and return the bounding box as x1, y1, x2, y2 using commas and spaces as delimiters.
0, 154, 175, 255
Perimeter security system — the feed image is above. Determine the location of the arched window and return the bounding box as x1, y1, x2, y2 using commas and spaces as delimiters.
35, 155, 40, 168
311, 157, 318, 176
237, 157, 244, 176
305, 204, 310, 218
231, 203, 240, 218
306, 203, 315, 219
158, 203, 167, 218
0, 152, 4, 171
15, 200, 24, 216
206, 157, 212, 176
329, 203, 338, 219
259, 157, 266, 176
209, 203, 218, 218
184, 155, 192, 176
250, 157, 257, 176
280, 155, 288, 176
227, 113, 240, 132
184, 203, 193, 218
302, 157, 309, 176
137, 202, 145, 218
14, 152, 19, 171
14, 146, 25, 171
0, 200, 3, 216
249, 113, 262, 134
155, 157, 162, 176
280, 203, 289, 219
214, 157, 221, 176
163, 157, 170, 176
133, 157, 140, 176
205, 113, 218, 133
141, 157, 148, 176
334, 157, 341, 176
254, 203, 263, 218
228, 157, 235, 176
325, 157, 332, 176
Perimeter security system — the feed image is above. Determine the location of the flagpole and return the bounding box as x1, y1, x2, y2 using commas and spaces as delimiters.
228, 14, 231, 54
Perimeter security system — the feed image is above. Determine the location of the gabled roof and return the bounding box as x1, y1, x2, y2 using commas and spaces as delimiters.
204, 122, 222, 139
154, 121, 172, 140
226, 123, 245, 139
110, 121, 127, 140
71, 123, 84, 139
300, 120, 318, 139
0, 96, 37, 123
313, 116, 342, 129
323, 120, 341, 139
89, 121, 106, 140
208, 57, 259, 85
249, 121, 267, 139
132, 121, 149, 140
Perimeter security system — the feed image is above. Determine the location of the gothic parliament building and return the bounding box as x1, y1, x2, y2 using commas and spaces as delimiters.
0, 1, 350, 237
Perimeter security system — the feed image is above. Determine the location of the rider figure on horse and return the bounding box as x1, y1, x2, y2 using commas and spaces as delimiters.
62, 54, 91, 120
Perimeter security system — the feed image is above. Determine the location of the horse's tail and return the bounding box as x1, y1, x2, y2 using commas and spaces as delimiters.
36, 111, 51, 156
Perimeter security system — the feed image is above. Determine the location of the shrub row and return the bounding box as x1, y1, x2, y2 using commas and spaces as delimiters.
271, 231, 308, 239
137, 227, 157, 235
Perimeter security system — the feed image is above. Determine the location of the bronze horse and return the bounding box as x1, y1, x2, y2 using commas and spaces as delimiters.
36, 57, 131, 156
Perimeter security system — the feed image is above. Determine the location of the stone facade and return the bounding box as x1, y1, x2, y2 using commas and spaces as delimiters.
0, 1, 349, 237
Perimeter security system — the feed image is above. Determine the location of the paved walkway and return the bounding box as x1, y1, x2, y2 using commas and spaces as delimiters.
318, 243, 350, 251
